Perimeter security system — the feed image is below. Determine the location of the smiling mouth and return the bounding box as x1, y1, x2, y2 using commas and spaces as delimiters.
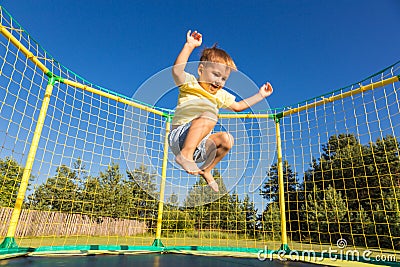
200, 82, 220, 94
210, 84, 220, 90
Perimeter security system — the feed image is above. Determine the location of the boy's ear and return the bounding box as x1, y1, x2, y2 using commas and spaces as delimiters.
197, 63, 204, 76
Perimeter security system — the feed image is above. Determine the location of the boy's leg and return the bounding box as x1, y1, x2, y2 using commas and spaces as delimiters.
199, 132, 234, 191
175, 112, 217, 175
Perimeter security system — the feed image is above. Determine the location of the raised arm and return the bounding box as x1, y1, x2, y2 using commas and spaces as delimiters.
229, 82, 273, 112
172, 30, 202, 85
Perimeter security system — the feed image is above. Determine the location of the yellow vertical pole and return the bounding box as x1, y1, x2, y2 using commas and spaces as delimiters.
275, 117, 289, 250
1, 76, 56, 248
152, 117, 170, 247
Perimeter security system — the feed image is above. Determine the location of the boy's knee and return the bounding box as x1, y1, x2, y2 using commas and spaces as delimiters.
221, 132, 234, 149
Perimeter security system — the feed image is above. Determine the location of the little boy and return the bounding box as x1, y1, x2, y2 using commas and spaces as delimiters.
169, 30, 273, 192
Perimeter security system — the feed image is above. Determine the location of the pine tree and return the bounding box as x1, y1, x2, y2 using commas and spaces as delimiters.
242, 194, 258, 238
125, 165, 159, 229
260, 160, 301, 240
259, 202, 281, 241
301, 185, 348, 244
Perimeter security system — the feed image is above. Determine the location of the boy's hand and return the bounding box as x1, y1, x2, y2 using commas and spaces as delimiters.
259, 82, 273, 98
186, 30, 202, 47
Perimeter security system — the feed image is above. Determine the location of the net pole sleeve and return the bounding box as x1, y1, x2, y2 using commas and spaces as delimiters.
153, 119, 170, 246
275, 119, 289, 249
5, 77, 55, 243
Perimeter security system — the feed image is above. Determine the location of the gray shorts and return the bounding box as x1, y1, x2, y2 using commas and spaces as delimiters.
168, 122, 210, 163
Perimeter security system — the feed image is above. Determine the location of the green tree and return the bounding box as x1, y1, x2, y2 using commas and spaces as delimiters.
29, 163, 79, 212
302, 134, 400, 248
184, 169, 227, 230
370, 188, 400, 249
304, 134, 400, 212
162, 204, 194, 233
125, 165, 159, 230
219, 192, 246, 232
259, 202, 281, 241
184, 169, 250, 233
77, 163, 159, 223
260, 160, 302, 240
166, 192, 179, 206
261, 160, 298, 201
301, 185, 348, 244
346, 206, 373, 247
29, 161, 160, 226
80, 175, 102, 218
95, 162, 130, 218
242, 194, 258, 238
0, 157, 26, 207
184, 169, 228, 208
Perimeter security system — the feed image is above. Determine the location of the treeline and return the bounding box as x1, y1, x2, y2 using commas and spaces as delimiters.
0, 156, 258, 236
0, 133, 399, 249
162, 169, 259, 237
0, 158, 160, 229
29, 162, 160, 228
261, 134, 400, 249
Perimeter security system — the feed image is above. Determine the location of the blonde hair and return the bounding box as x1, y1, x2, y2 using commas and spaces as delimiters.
199, 44, 237, 71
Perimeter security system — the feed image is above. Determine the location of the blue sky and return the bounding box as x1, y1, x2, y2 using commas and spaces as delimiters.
1, 0, 399, 110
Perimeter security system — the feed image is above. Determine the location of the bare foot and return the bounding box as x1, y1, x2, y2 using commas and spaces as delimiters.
175, 153, 202, 175
200, 171, 219, 192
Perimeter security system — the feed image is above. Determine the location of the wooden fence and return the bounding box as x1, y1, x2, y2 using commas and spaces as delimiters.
0, 207, 147, 237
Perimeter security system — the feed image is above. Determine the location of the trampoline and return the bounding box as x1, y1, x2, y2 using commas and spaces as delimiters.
2, 253, 323, 267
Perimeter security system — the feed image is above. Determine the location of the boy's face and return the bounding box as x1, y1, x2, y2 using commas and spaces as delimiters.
198, 62, 231, 95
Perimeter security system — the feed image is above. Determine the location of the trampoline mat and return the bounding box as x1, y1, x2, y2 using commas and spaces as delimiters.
1, 253, 323, 267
